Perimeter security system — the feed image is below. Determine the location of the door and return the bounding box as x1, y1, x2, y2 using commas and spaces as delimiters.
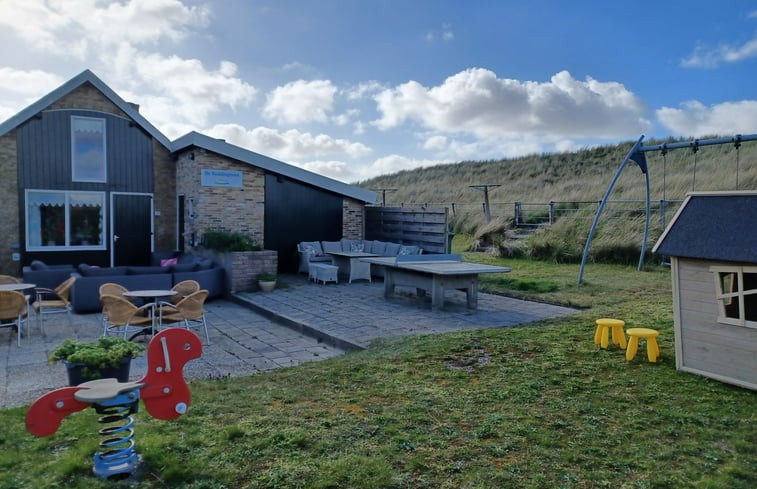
112, 193, 153, 266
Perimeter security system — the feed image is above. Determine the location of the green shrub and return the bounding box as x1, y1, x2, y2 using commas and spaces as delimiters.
50, 337, 145, 378
203, 229, 261, 252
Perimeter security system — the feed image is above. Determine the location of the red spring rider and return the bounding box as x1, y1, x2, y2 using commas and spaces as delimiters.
26, 328, 203, 478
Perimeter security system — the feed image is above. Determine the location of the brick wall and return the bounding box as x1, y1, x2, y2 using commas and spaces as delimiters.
342, 198, 365, 239
49, 82, 130, 117
175, 148, 265, 251
152, 140, 176, 252
0, 131, 20, 276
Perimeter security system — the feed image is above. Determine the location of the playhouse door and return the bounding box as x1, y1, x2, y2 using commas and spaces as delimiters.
112, 193, 153, 266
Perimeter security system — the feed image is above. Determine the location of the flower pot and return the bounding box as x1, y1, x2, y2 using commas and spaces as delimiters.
64, 356, 132, 386
258, 280, 276, 292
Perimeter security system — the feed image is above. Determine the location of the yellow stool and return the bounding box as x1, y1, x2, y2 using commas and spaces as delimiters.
594, 318, 626, 349
625, 328, 660, 362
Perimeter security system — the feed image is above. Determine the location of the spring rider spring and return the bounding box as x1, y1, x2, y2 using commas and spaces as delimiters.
25, 328, 203, 478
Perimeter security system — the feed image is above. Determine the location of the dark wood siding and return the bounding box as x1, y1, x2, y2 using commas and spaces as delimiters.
17, 109, 152, 191
17, 109, 153, 266
264, 174, 343, 272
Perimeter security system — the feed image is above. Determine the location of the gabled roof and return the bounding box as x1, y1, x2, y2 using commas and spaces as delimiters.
0, 69, 172, 148
172, 131, 376, 203
653, 191, 757, 263
1, 69, 376, 204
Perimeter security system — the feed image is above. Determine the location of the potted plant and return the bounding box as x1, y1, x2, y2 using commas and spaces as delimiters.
256, 272, 277, 292
50, 337, 146, 386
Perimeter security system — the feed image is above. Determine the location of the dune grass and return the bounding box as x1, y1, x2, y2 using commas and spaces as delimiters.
1, 239, 755, 488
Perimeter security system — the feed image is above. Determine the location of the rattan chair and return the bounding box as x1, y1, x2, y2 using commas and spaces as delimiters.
32, 276, 75, 332
0, 275, 21, 284
99, 282, 129, 298
100, 294, 154, 339
159, 289, 210, 344
170, 280, 200, 305
0, 290, 28, 346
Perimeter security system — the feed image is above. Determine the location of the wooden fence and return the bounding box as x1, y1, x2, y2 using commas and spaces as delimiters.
365, 206, 449, 254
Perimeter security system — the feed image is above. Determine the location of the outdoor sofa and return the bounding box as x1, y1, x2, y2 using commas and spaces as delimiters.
297, 238, 422, 277
23, 253, 225, 313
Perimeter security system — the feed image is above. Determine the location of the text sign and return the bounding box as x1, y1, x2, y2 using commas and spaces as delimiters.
201, 169, 243, 188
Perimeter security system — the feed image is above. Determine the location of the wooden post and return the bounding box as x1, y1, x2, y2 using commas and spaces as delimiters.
469, 184, 500, 222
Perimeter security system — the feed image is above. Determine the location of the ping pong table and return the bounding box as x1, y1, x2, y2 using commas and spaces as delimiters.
361, 254, 511, 311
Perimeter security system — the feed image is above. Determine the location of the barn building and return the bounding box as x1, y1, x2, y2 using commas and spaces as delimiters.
0, 70, 376, 275
653, 191, 757, 390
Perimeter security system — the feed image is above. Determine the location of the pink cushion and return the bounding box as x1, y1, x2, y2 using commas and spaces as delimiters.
161, 257, 179, 267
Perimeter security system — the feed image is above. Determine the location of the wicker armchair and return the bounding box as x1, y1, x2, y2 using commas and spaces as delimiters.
0, 290, 28, 346
170, 280, 200, 305
100, 294, 154, 338
159, 289, 210, 344
32, 276, 75, 331
0, 275, 21, 284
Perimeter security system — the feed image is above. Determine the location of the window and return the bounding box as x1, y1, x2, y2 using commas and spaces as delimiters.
71, 116, 106, 182
711, 266, 757, 329
26, 190, 105, 250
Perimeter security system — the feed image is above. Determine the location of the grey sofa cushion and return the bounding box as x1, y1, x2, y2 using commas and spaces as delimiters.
370, 240, 388, 255
321, 241, 342, 253
128, 266, 169, 275
384, 242, 401, 255
170, 263, 197, 273
79, 266, 127, 277
30, 260, 48, 270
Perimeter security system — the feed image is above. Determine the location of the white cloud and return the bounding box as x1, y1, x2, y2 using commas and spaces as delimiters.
0, 67, 63, 96
368, 154, 450, 177
681, 34, 757, 68
656, 100, 757, 136
373, 68, 649, 139
206, 123, 372, 161
263, 79, 337, 124
299, 160, 356, 182
126, 54, 256, 131
0, 0, 209, 60
423, 135, 448, 151
345, 81, 386, 100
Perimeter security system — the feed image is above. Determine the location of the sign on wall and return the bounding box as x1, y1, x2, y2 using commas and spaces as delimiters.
201, 169, 243, 187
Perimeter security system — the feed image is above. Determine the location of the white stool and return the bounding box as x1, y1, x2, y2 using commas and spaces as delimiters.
309, 263, 338, 284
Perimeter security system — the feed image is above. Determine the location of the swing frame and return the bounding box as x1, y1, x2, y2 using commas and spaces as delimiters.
577, 133, 757, 284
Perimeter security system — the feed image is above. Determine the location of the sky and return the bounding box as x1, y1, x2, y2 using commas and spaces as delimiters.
1, 0, 757, 184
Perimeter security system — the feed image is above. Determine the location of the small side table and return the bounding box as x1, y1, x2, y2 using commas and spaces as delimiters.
309, 263, 338, 284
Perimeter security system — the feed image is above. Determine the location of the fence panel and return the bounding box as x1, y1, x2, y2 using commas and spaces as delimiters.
365, 206, 449, 253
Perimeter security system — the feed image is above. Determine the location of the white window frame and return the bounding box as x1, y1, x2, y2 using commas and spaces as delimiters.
71, 116, 107, 182
25, 189, 107, 251
710, 265, 757, 329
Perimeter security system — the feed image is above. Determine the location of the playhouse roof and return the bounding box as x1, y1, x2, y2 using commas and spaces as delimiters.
653, 191, 757, 263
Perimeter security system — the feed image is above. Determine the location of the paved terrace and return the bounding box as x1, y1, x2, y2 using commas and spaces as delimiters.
1, 275, 576, 409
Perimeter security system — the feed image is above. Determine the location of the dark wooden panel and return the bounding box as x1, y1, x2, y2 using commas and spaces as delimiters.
17, 109, 152, 192
264, 174, 343, 272
365, 206, 449, 253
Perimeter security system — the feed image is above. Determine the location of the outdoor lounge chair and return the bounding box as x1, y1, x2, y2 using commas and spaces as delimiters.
0, 290, 28, 346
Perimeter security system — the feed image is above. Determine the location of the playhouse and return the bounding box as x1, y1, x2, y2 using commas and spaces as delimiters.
653, 191, 757, 390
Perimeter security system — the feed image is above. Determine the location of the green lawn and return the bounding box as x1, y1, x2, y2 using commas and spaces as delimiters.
1, 239, 755, 488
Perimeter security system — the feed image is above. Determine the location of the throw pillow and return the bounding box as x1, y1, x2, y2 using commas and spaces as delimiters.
302, 243, 322, 257
30, 260, 48, 270
160, 257, 179, 267
350, 242, 365, 252
398, 245, 412, 256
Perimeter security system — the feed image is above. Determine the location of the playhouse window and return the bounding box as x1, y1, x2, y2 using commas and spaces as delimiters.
71, 116, 106, 182
711, 266, 757, 329
26, 190, 105, 250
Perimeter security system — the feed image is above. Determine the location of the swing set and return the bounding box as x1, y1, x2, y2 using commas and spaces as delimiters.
577, 133, 757, 284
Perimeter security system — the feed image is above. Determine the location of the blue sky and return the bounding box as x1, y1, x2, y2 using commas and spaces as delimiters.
1, 0, 756, 183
